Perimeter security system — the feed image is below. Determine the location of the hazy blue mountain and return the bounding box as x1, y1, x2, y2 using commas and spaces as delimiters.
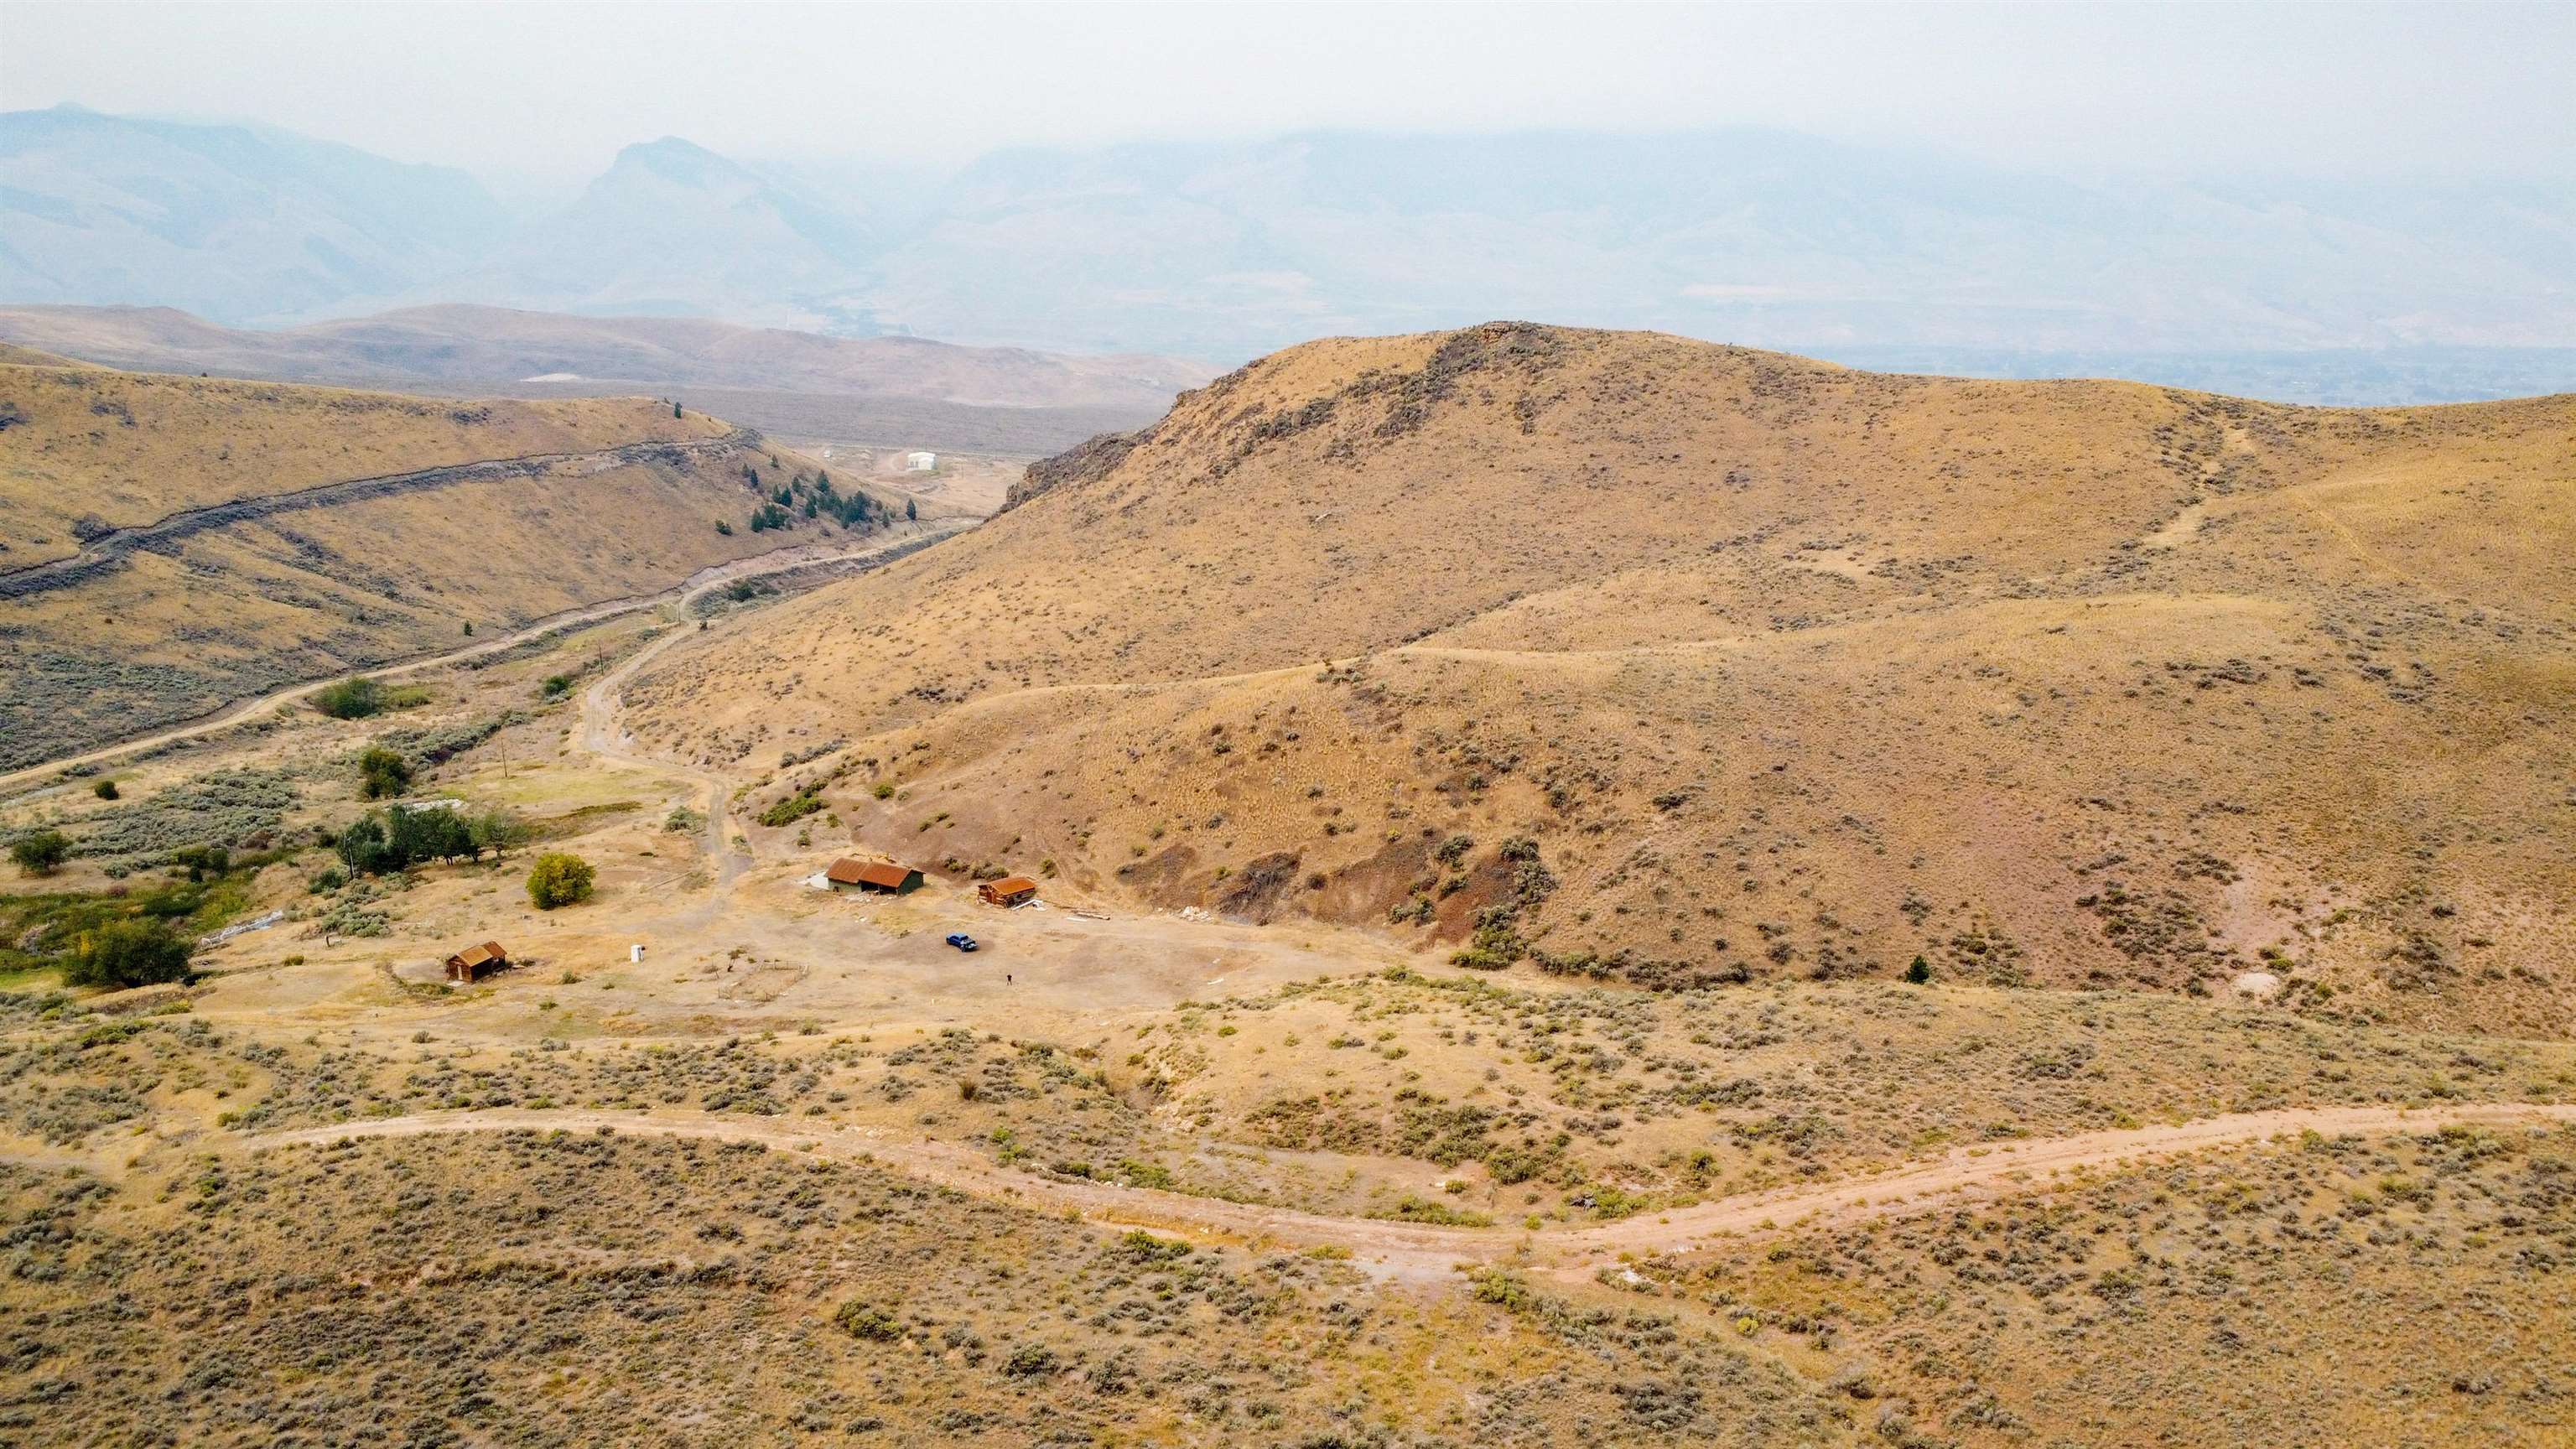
5, 109, 2569, 399
0, 104, 506, 323
865, 131, 2576, 363
449, 138, 884, 333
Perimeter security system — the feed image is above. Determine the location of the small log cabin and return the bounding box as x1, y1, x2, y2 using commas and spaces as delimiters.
828, 859, 924, 893
978, 876, 1039, 907
444, 941, 509, 982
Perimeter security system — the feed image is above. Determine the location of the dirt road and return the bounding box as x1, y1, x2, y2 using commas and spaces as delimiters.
0, 522, 965, 795
577, 592, 749, 887
242, 1099, 2576, 1281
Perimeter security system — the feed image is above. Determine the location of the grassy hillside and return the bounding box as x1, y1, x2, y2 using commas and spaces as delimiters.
0, 366, 719, 566
626, 323, 2576, 1036
0, 364, 912, 770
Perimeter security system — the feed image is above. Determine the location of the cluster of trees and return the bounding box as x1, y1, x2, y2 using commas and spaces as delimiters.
66, 919, 192, 989
335, 804, 527, 875
740, 461, 906, 534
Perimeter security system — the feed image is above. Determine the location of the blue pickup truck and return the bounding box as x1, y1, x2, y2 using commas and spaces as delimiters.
944, 932, 979, 953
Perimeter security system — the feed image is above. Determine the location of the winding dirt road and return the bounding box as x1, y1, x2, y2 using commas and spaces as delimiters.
242, 1099, 2576, 1281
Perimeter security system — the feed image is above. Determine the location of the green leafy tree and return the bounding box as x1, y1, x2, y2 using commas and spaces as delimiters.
335, 814, 392, 875
336, 807, 473, 875
905, 497, 918, 522
10, 829, 71, 876
67, 919, 194, 989
358, 746, 413, 799
467, 808, 529, 861
1905, 954, 1933, 984
396, 807, 473, 865
526, 852, 595, 910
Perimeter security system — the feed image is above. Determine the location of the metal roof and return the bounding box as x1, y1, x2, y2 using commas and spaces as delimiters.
829, 859, 917, 888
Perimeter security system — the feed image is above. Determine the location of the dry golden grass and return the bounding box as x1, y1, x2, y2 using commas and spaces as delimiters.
0, 364, 913, 768
626, 324, 2576, 1036
5, 325, 2573, 1447
0, 364, 721, 564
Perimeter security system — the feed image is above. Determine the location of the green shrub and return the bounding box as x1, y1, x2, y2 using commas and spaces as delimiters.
313, 677, 385, 719
526, 853, 595, 910
1905, 954, 1933, 984
539, 674, 574, 699
757, 792, 823, 828
1002, 1343, 1059, 1379
10, 830, 70, 877
870, 782, 895, 800
834, 1301, 901, 1341
358, 746, 413, 800
1114, 1229, 1192, 1264
91, 779, 118, 801
66, 919, 193, 989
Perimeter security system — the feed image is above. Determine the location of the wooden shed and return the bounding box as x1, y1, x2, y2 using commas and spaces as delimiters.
444, 941, 509, 982
828, 858, 923, 894
978, 876, 1039, 907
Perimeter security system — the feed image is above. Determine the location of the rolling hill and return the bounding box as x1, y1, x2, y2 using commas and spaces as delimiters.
624, 322, 2576, 1036
0, 304, 1209, 458
0, 361, 912, 769
0, 303, 1204, 412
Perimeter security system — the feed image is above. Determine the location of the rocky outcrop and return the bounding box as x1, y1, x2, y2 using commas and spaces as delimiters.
1001, 426, 1150, 512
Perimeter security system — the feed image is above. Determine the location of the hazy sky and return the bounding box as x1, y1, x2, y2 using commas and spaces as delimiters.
5, 1, 2571, 192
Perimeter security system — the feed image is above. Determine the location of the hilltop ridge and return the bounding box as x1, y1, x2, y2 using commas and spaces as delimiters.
625, 321, 2576, 1036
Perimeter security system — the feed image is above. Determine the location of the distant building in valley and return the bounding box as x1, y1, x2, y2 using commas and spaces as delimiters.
904, 451, 937, 472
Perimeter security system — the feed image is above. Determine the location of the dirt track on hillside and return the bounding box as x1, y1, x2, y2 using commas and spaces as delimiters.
239, 1100, 2576, 1281
0, 429, 758, 598
0, 521, 965, 794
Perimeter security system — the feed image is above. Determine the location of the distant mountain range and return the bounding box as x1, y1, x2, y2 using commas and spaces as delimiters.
0, 106, 506, 323
5, 105, 2572, 399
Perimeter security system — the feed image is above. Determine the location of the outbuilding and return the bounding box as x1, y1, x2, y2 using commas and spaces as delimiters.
829, 858, 924, 894
978, 876, 1039, 907
444, 941, 510, 982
